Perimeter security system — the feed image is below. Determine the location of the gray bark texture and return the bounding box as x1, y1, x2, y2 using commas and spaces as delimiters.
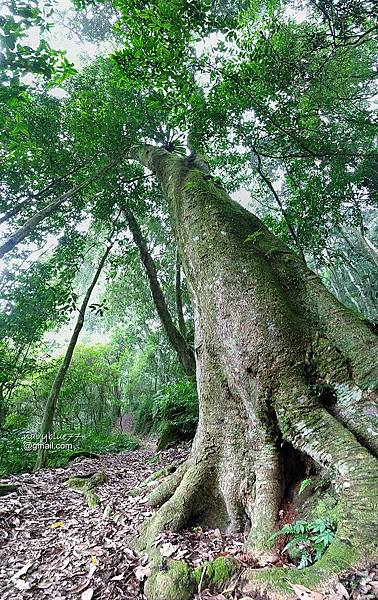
133, 146, 378, 597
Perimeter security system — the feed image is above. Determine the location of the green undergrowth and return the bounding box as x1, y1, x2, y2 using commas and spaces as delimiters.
132, 380, 198, 449
270, 482, 340, 567
0, 428, 139, 476
246, 538, 358, 594
269, 517, 336, 567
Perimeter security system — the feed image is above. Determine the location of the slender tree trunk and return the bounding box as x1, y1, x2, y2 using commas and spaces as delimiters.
123, 207, 195, 377
254, 150, 306, 263
0, 159, 118, 258
0, 198, 32, 227
175, 249, 187, 338
134, 146, 378, 598
35, 236, 115, 469
0, 387, 7, 427
0, 161, 88, 226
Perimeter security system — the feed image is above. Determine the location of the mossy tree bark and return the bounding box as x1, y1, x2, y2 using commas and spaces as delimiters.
175, 248, 187, 339
134, 146, 378, 593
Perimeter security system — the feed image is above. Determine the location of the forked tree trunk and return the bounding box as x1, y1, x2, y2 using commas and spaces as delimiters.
135, 146, 378, 596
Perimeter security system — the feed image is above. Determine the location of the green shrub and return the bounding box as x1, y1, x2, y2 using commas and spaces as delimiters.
152, 380, 198, 436
133, 393, 155, 435
4, 413, 30, 430
0, 431, 36, 475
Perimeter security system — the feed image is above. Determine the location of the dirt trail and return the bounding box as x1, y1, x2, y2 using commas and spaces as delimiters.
0, 445, 185, 599
0, 444, 377, 600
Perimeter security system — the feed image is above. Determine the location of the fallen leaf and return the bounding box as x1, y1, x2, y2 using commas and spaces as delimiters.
335, 582, 349, 598
50, 521, 65, 528
134, 564, 151, 581
14, 579, 31, 591
37, 581, 53, 590
12, 561, 33, 580
160, 542, 179, 558
102, 503, 112, 519
81, 588, 94, 600
88, 563, 97, 578
71, 580, 90, 594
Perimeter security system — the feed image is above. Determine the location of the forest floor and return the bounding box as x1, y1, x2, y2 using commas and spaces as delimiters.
0, 442, 377, 600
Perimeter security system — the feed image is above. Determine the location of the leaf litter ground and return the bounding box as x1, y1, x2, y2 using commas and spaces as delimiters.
0, 443, 377, 600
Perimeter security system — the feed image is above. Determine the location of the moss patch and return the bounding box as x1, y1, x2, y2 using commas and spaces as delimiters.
144, 560, 195, 600
127, 487, 141, 497
194, 556, 238, 588
146, 464, 177, 484
64, 472, 107, 508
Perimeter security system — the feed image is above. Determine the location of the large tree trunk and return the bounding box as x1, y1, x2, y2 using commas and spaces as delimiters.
134, 146, 378, 596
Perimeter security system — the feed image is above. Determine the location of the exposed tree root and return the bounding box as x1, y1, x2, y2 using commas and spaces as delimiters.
64, 472, 107, 508
331, 385, 378, 456
137, 387, 378, 599
146, 461, 188, 506
0, 483, 18, 497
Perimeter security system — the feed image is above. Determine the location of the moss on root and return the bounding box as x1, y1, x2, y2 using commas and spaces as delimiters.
127, 464, 179, 499
127, 487, 142, 497
145, 464, 177, 483
64, 472, 107, 508
144, 560, 195, 600
194, 556, 238, 588
242, 539, 359, 597
0, 483, 18, 496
